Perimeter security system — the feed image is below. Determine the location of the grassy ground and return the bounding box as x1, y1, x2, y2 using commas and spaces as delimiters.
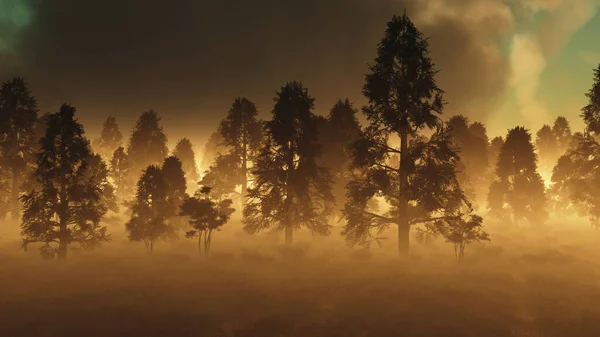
1, 219, 600, 336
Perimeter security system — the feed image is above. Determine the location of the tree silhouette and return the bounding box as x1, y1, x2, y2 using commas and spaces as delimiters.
487, 127, 547, 224
173, 138, 200, 192
92, 116, 123, 161
420, 214, 489, 262
581, 64, 600, 135
536, 124, 558, 173
447, 115, 490, 203
179, 186, 235, 255
316, 99, 362, 217
488, 136, 504, 171
244, 81, 334, 245
109, 146, 134, 201
162, 156, 188, 228
552, 116, 573, 154
20, 104, 112, 259
0, 77, 39, 220
342, 13, 467, 254
199, 153, 241, 201
200, 131, 225, 171
548, 66, 600, 226
217, 97, 263, 206
127, 110, 168, 176
126, 165, 174, 252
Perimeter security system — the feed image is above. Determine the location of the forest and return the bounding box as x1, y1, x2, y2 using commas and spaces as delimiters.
2, 13, 600, 337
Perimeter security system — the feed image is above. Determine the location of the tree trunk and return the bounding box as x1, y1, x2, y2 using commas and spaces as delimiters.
11, 166, 20, 221
57, 237, 68, 260
397, 131, 410, 255
198, 233, 203, 256
205, 230, 212, 255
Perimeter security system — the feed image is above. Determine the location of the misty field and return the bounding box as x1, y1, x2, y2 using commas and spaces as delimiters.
2, 220, 600, 337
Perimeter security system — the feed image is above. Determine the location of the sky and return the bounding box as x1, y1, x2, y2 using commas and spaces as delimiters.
0, 0, 599, 158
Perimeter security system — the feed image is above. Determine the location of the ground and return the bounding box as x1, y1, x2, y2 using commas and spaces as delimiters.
1, 218, 600, 337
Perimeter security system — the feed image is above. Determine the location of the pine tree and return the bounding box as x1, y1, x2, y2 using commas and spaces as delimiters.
487, 127, 547, 223
109, 146, 134, 201
200, 131, 225, 171
317, 99, 362, 217
0, 77, 39, 220
92, 116, 123, 161
535, 124, 558, 173
218, 97, 263, 205
582, 64, 600, 135
20, 104, 112, 259
126, 165, 174, 252
179, 186, 235, 255
342, 13, 467, 254
127, 110, 168, 176
552, 116, 573, 154
172, 138, 200, 191
161, 156, 188, 227
244, 81, 334, 245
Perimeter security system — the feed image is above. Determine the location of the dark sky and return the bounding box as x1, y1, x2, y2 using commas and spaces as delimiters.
0, 0, 511, 154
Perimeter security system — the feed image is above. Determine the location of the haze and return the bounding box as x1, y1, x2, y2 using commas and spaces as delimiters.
2, 1, 600, 336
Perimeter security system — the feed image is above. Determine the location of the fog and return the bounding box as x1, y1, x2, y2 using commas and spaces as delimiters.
2, 215, 600, 336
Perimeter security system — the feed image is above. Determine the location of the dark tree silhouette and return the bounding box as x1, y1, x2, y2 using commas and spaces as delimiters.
418, 213, 489, 262
581, 64, 600, 135
179, 186, 235, 255
552, 116, 573, 154
200, 131, 225, 171
488, 136, 504, 170
342, 13, 467, 254
244, 81, 334, 245
127, 110, 168, 176
0, 77, 39, 220
126, 165, 174, 252
199, 153, 241, 201
173, 138, 200, 191
487, 127, 547, 224
109, 146, 134, 201
316, 99, 362, 217
161, 156, 188, 227
20, 104, 112, 259
548, 66, 600, 225
217, 97, 263, 205
92, 116, 123, 161
447, 115, 490, 203
536, 124, 558, 173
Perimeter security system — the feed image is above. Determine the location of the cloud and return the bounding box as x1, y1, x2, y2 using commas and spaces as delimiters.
507, 0, 600, 129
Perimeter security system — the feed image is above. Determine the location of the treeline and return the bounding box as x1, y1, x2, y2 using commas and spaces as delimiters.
2, 13, 600, 262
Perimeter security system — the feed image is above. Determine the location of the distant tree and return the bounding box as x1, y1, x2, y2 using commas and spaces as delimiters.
200, 131, 225, 171
126, 165, 174, 252
419, 214, 489, 262
342, 14, 467, 254
92, 116, 123, 161
488, 136, 504, 170
0, 77, 39, 220
127, 110, 168, 176
548, 66, 600, 225
536, 124, 558, 172
447, 115, 490, 203
109, 146, 134, 201
316, 99, 362, 217
161, 156, 188, 228
179, 186, 235, 255
244, 82, 334, 245
199, 153, 241, 201
86, 153, 118, 213
20, 104, 112, 259
172, 138, 200, 191
581, 64, 600, 135
552, 116, 573, 154
487, 127, 547, 223
217, 97, 263, 205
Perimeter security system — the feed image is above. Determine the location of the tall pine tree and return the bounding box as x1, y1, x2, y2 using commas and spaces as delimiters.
342, 13, 467, 254
127, 110, 168, 176
20, 104, 112, 259
0, 77, 39, 220
244, 82, 334, 245
173, 138, 200, 192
